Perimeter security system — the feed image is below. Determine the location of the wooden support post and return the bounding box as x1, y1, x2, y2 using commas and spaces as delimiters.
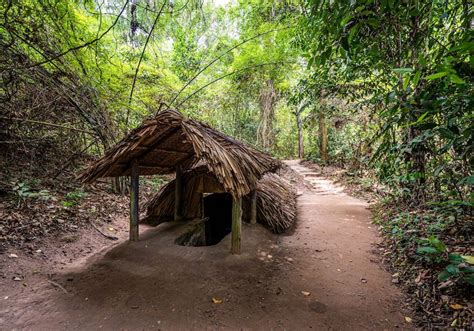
129, 159, 139, 241
231, 196, 242, 255
250, 189, 257, 225
174, 165, 183, 221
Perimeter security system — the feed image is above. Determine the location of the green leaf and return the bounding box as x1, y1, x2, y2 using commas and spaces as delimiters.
416, 111, 429, 123
426, 72, 448, 80
438, 270, 451, 281
438, 127, 456, 139
448, 254, 464, 264
459, 176, 474, 186
393, 68, 413, 75
417, 246, 438, 254
340, 14, 353, 27
464, 274, 474, 285
449, 74, 465, 84
462, 255, 474, 265
446, 264, 460, 275
412, 71, 421, 87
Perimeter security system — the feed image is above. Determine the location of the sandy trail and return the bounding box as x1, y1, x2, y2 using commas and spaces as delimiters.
2, 160, 408, 330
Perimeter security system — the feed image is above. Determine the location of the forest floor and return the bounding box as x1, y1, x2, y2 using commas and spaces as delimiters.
1, 160, 412, 330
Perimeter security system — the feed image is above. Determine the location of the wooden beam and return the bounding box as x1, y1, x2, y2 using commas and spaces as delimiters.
129, 159, 139, 241
231, 196, 242, 255
250, 190, 257, 224
146, 147, 190, 155
174, 165, 183, 221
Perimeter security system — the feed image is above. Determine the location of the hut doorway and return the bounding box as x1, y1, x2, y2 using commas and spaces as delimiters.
203, 193, 233, 245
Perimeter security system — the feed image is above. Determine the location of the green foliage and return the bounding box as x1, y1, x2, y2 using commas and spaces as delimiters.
142, 176, 168, 191
296, 0, 473, 205
438, 254, 474, 286
416, 236, 474, 285
12, 181, 51, 206
61, 189, 88, 208
416, 235, 447, 263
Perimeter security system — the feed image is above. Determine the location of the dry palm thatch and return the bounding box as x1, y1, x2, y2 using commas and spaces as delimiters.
144, 168, 296, 234
80, 109, 280, 197
253, 173, 296, 233
143, 166, 223, 223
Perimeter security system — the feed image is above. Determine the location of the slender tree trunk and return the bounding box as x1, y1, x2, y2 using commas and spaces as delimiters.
293, 110, 304, 159
297, 115, 304, 159
319, 112, 328, 164
258, 79, 277, 150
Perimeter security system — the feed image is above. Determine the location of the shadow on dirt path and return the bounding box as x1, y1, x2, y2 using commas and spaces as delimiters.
2, 160, 410, 330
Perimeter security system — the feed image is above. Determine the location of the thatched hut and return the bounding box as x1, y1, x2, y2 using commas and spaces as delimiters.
80, 109, 281, 254
143, 167, 296, 239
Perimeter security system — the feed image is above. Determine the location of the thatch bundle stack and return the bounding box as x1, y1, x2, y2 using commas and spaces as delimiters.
253, 173, 296, 233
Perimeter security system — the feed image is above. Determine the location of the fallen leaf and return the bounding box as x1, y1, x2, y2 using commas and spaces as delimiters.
301, 291, 311, 296
405, 316, 413, 323
461, 255, 474, 265
449, 303, 464, 310
415, 273, 423, 285
212, 297, 223, 304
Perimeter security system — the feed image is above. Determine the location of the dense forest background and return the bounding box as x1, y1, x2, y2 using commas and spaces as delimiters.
0, 0, 472, 328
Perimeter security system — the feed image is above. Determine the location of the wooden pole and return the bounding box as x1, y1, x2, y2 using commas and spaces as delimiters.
174, 165, 183, 221
129, 159, 139, 241
250, 190, 257, 224
231, 196, 242, 255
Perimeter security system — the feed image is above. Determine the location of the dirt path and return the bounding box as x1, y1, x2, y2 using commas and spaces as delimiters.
278, 160, 408, 329
2, 160, 409, 330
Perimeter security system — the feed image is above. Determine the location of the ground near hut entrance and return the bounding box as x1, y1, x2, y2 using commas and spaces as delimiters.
1, 160, 411, 330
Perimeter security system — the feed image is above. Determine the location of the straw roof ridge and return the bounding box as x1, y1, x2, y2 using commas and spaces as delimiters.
80, 109, 281, 197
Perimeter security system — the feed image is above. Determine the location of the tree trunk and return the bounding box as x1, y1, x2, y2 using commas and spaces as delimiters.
231, 196, 242, 255
250, 190, 257, 225
258, 79, 277, 151
319, 112, 328, 164
129, 159, 139, 241
297, 113, 304, 159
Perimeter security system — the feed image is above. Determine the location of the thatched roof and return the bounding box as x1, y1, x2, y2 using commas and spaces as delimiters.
144, 168, 296, 234
80, 109, 280, 197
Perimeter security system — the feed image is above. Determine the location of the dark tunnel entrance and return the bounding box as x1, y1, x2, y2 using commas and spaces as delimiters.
174, 193, 233, 247
203, 193, 232, 245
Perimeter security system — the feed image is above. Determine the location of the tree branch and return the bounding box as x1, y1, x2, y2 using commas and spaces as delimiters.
177, 61, 292, 107
1, 117, 95, 134
170, 26, 292, 106
126, 1, 167, 126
